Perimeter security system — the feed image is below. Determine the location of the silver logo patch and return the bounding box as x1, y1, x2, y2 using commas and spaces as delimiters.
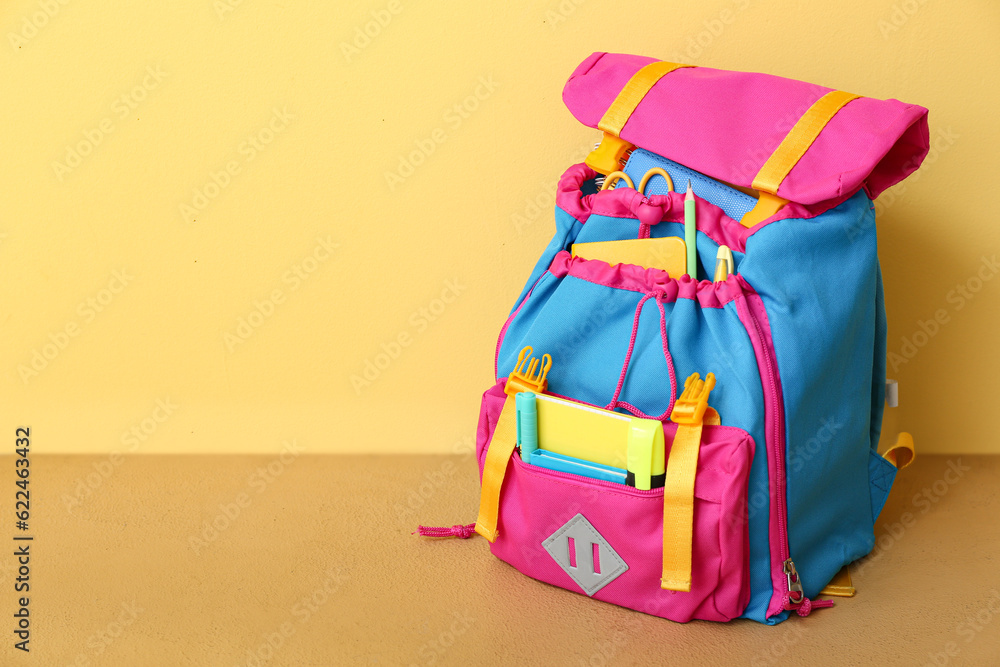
542, 513, 628, 596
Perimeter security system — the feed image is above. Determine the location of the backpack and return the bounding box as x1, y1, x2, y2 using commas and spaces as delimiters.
420, 52, 927, 624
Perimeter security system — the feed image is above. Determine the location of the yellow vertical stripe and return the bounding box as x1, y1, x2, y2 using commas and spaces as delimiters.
751, 90, 861, 195
474, 396, 518, 542
597, 61, 693, 136
659, 422, 703, 592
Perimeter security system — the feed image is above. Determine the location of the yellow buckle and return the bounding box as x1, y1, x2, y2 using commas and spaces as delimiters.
585, 132, 634, 176
504, 346, 552, 397
669, 372, 716, 425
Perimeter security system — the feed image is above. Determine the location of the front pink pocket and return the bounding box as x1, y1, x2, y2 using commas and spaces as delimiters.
476, 380, 755, 623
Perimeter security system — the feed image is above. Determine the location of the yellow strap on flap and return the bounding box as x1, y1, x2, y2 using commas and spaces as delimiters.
883, 431, 915, 470
660, 421, 703, 592
474, 396, 518, 542
751, 90, 861, 196
586, 61, 693, 175
597, 61, 692, 136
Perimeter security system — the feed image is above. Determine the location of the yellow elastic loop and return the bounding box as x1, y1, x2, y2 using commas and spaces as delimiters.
703, 406, 720, 426
639, 167, 674, 194
600, 170, 634, 191
883, 431, 915, 470
751, 90, 861, 196
474, 396, 518, 542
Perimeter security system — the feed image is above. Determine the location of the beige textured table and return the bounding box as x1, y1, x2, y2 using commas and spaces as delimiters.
8, 454, 999, 665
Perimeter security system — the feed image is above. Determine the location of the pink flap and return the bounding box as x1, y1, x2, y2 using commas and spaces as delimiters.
563, 52, 930, 206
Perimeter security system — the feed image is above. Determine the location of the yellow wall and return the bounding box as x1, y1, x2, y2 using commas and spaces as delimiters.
2, 1, 997, 454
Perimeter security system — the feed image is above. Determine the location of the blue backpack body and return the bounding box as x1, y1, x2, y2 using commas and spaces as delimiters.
439, 53, 929, 624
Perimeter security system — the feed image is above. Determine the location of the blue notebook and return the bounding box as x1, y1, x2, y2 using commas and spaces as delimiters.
618, 148, 757, 222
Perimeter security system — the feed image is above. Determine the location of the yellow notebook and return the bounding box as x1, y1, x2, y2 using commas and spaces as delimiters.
533, 393, 665, 489
571, 237, 686, 277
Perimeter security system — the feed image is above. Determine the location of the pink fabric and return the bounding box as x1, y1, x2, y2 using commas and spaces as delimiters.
548, 250, 745, 308
556, 162, 860, 243
557, 163, 751, 251
563, 53, 929, 206
475, 380, 755, 623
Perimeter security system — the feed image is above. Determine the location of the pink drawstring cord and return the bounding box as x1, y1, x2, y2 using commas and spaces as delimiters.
605, 291, 678, 420
416, 523, 477, 539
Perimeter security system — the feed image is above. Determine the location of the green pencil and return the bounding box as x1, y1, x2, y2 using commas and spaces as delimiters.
684, 181, 696, 278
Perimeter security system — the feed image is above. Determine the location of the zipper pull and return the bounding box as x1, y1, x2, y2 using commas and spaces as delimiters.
782, 558, 835, 617
416, 523, 477, 539
783, 558, 804, 604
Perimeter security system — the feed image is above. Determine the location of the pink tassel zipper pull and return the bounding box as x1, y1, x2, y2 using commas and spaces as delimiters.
416, 523, 477, 539
784, 594, 834, 617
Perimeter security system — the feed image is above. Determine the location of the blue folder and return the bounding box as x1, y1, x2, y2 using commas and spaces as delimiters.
618, 148, 757, 222
527, 449, 628, 485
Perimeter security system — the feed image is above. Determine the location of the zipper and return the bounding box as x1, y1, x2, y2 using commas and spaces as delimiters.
783, 558, 804, 605
739, 293, 800, 616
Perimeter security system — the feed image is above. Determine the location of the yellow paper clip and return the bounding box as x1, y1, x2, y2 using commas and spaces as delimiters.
670, 372, 716, 425
505, 346, 552, 397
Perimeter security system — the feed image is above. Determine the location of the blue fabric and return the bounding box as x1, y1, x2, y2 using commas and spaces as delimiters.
868, 450, 897, 521
738, 191, 882, 601
509, 207, 582, 316
870, 261, 888, 456
494, 188, 889, 624
572, 212, 643, 245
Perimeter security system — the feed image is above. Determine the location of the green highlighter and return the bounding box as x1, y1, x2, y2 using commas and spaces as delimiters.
516, 392, 538, 462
